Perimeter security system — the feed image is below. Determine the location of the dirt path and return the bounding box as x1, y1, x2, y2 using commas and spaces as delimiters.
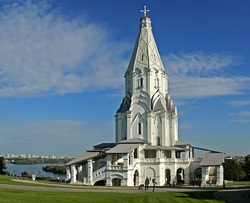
0, 179, 219, 193
0, 183, 207, 193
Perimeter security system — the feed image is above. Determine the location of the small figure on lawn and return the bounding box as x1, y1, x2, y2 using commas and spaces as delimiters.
145, 177, 149, 190
152, 178, 157, 192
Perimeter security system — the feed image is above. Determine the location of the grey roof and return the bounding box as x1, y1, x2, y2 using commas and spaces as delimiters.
93, 143, 115, 150
175, 140, 222, 153
192, 146, 222, 153
117, 97, 131, 113
175, 140, 189, 146
200, 153, 225, 166
106, 143, 140, 154
119, 138, 149, 144
144, 145, 184, 150
65, 152, 99, 166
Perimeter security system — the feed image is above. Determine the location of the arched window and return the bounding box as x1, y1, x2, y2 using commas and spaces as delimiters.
140, 78, 143, 86
138, 122, 142, 135
137, 78, 143, 87
155, 78, 159, 88
141, 54, 144, 61
157, 136, 161, 146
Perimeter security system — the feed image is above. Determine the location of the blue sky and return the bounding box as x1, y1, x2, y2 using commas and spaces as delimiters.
0, 0, 249, 157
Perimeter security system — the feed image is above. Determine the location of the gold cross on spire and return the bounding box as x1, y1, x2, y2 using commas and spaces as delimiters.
140, 5, 150, 17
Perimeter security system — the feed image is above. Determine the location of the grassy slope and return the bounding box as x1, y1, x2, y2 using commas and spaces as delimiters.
0, 189, 225, 203
0, 175, 226, 203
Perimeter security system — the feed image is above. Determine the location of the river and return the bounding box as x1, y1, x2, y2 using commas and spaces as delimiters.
6, 163, 66, 179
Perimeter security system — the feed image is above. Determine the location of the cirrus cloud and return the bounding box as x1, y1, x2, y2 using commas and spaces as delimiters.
164, 52, 250, 101
0, 1, 129, 97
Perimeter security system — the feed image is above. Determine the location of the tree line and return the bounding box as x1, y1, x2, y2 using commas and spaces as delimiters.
42, 165, 66, 175
224, 155, 250, 181
0, 157, 67, 176
6, 157, 72, 165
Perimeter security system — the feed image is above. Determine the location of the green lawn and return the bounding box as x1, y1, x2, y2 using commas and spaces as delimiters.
225, 181, 250, 186
0, 175, 62, 187
0, 175, 226, 203
0, 189, 224, 203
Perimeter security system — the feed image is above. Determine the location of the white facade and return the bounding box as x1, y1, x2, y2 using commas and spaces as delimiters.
66, 7, 224, 187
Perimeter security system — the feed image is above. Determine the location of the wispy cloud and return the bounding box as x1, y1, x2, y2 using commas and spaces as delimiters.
227, 100, 250, 107
230, 118, 250, 123
1, 1, 249, 102
163, 52, 250, 101
229, 111, 250, 123
0, 1, 129, 97
229, 111, 250, 117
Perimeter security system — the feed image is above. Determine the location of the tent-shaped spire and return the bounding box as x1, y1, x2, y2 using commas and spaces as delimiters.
127, 6, 166, 73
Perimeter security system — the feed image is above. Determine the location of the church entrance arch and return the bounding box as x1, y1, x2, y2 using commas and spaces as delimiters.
144, 168, 155, 180
133, 170, 139, 186
194, 168, 201, 181
191, 168, 201, 186
176, 168, 185, 184
165, 169, 171, 184
94, 180, 106, 186
112, 178, 121, 186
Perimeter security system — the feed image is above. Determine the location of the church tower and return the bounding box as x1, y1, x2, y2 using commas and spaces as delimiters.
67, 6, 224, 187
115, 6, 178, 147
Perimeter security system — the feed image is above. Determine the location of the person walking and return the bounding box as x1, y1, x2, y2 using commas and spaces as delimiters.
152, 178, 157, 192
145, 177, 149, 190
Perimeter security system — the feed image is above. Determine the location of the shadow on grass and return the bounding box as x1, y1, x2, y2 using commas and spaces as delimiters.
174, 190, 220, 202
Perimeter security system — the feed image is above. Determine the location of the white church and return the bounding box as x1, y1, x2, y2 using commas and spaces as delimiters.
66, 6, 224, 187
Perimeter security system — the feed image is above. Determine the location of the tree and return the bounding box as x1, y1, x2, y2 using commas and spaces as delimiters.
243, 154, 250, 180
224, 159, 246, 181
42, 165, 66, 175
21, 171, 30, 177
0, 157, 7, 174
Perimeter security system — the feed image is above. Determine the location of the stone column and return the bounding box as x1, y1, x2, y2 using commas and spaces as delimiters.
147, 112, 152, 143
184, 167, 190, 184
156, 149, 161, 159
161, 114, 166, 146
190, 147, 194, 158
116, 113, 122, 143
173, 112, 178, 142
129, 151, 134, 166
106, 155, 112, 186
66, 166, 71, 181
201, 166, 209, 185
70, 164, 76, 183
171, 164, 176, 184
77, 165, 83, 182
123, 154, 129, 170
185, 149, 189, 159
171, 150, 176, 159
87, 159, 93, 185
126, 112, 132, 139
216, 165, 224, 185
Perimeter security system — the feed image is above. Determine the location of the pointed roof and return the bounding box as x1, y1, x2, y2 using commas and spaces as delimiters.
127, 9, 166, 74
